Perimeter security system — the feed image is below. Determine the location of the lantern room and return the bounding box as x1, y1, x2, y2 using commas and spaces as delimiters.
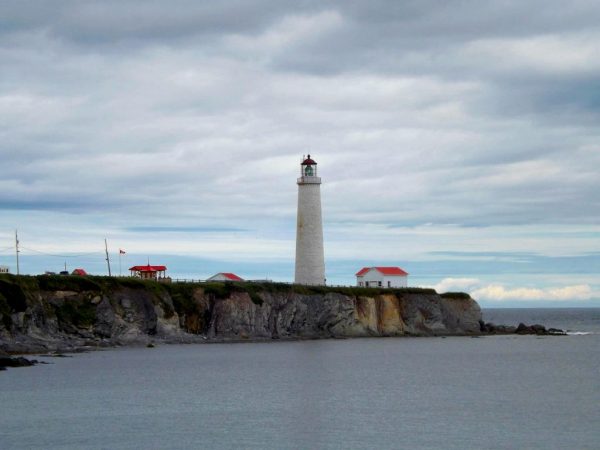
300, 155, 318, 177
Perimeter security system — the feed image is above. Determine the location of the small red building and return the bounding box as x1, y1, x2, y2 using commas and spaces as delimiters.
71, 268, 88, 276
129, 264, 168, 281
207, 272, 244, 282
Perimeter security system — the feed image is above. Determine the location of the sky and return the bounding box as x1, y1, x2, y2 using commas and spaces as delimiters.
0, 1, 599, 307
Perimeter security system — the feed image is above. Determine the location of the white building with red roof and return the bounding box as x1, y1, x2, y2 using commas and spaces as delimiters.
355, 267, 408, 288
207, 272, 244, 282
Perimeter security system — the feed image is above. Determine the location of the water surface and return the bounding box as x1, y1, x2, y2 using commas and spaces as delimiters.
1, 308, 599, 449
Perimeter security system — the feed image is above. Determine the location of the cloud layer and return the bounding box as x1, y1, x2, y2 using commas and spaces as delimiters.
1, 1, 599, 293
432, 277, 596, 303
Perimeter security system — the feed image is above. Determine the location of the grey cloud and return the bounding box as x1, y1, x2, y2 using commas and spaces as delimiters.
1, 0, 599, 235
0, 1, 288, 43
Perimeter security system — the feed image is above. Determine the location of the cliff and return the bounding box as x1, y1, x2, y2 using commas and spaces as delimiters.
0, 274, 482, 353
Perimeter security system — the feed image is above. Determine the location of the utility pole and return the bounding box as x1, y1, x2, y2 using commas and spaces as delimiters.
15, 230, 20, 275
104, 238, 112, 276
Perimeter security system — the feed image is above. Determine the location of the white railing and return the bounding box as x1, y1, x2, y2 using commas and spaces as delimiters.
297, 176, 321, 184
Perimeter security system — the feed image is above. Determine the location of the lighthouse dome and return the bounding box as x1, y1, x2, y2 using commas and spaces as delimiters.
301, 154, 317, 165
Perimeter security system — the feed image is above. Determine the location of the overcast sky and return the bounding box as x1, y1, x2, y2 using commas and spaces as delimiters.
0, 1, 598, 305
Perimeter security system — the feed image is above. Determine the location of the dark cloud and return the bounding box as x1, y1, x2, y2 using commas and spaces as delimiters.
0, 0, 599, 258
126, 226, 247, 233
0, 1, 293, 43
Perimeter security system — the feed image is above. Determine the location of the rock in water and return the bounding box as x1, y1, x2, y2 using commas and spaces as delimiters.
0, 356, 38, 370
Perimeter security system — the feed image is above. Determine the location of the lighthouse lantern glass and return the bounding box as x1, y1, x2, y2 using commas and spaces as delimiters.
304, 165, 314, 176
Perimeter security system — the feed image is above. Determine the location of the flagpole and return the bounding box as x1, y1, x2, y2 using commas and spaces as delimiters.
119, 252, 122, 277
105, 238, 112, 277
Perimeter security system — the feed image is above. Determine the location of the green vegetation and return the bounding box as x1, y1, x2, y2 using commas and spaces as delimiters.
0, 291, 12, 328
0, 274, 441, 300
440, 292, 471, 300
55, 299, 97, 328
36, 274, 101, 292
0, 275, 464, 329
202, 282, 235, 299
289, 283, 437, 297
164, 282, 202, 317
0, 277, 29, 312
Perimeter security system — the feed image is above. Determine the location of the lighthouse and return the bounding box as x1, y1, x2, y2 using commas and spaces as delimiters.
294, 155, 325, 285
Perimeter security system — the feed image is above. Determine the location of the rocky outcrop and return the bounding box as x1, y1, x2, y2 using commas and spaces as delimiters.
479, 321, 566, 335
0, 275, 483, 354
0, 347, 38, 370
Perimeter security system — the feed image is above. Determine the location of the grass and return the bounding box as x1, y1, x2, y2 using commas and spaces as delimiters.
439, 292, 472, 300
36, 274, 101, 292
0, 274, 464, 326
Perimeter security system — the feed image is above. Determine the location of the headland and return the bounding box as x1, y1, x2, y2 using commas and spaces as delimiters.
0, 274, 563, 361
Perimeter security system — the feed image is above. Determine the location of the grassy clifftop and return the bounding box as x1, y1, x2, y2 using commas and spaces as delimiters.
0, 273, 442, 306
0, 273, 480, 353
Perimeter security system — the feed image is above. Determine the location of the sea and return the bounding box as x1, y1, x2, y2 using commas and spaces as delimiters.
1, 308, 599, 450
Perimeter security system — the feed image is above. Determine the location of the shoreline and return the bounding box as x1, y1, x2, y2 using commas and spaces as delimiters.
0, 274, 566, 370
1, 324, 569, 371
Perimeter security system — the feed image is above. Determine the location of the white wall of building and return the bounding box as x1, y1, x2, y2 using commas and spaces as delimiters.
357, 269, 407, 288
207, 273, 242, 282
0, 266, 9, 274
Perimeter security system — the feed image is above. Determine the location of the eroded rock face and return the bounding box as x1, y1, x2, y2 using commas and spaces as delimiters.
199, 291, 481, 340
0, 278, 483, 353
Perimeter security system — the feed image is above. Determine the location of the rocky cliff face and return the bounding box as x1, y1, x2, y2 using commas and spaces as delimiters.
0, 275, 482, 353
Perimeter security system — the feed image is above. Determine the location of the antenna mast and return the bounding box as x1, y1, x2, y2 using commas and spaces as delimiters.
15, 230, 20, 275
104, 238, 112, 276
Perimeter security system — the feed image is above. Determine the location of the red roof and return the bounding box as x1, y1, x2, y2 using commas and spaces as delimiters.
302, 154, 317, 165
221, 272, 243, 281
71, 268, 88, 276
355, 267, 408, 276
129, 265, 167, 272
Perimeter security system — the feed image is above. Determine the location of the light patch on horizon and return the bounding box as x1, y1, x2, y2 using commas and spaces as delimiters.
472, 284, 594, 302
431, 277, 597, 303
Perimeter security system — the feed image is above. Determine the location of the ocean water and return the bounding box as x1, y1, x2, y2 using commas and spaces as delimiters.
482, 307, 600, 334
1, 308, 599, 450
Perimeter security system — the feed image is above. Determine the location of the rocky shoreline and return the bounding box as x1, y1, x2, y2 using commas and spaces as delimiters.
0, 274, 565, 370
0, 347, 38, 370
479, 321, 566, 336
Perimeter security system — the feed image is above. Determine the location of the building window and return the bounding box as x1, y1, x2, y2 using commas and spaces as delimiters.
387, 281, 391, 287
378, 281, 382, 287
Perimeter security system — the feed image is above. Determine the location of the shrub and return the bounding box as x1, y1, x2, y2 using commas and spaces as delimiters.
440, 292, 471, 300
36, 275, 101, 292
55, 300, 96, 328
0, 279, 28, 312
0, 292, 12, 328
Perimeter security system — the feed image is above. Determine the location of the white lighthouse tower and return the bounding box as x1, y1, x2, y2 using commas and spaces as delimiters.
294, 155, 325, 285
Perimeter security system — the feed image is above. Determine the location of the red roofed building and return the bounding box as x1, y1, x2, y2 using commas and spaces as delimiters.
129, 264, 168, 281
207, 272, 244, 282
71, 268, 88, 276
355, 267, 408, 288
